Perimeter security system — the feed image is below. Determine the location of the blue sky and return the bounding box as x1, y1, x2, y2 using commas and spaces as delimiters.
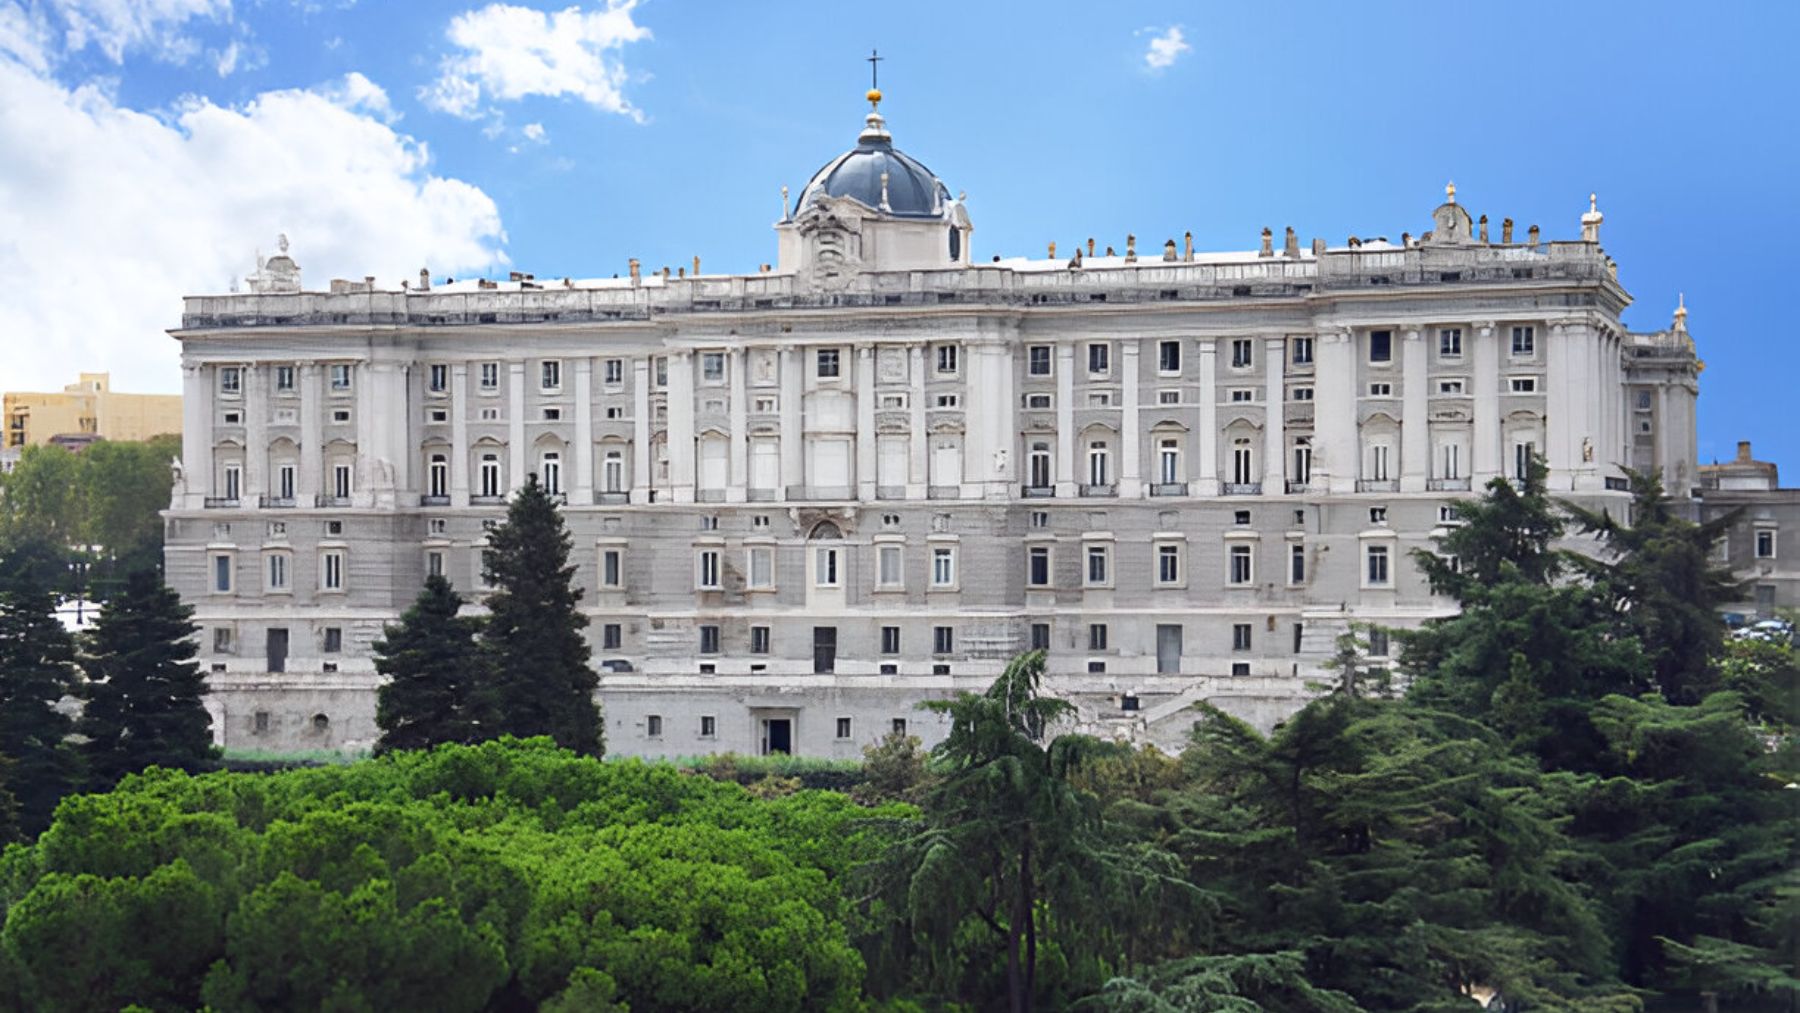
2, 0, 1795, 475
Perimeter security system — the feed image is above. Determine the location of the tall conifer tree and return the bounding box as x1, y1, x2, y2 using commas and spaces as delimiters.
374, 575, 488, 753
77, 569, 215, 788
481, 476, 602, 755
0, 579, 80, 833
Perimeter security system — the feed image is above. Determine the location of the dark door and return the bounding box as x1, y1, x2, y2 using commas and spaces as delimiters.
763, 718, 792, 756
812, 626, 837, 674
1156, 624, 1182, 674
266, 628, 288, 674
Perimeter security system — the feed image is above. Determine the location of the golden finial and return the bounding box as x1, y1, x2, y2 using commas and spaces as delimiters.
1446, 180, 1456, 204
866, 49, 884, 108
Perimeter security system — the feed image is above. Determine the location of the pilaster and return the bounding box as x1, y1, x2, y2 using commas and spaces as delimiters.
450, 362, 470, 507
1472, 322, 1500, 483
630, 358, 651, 504
856, 345, 876, 502
907, 344, 927, 498
1055, 342, 1077, 497
1193, 339, 1219, 496
1315, 331, 1358, 494
1119, 341, 1142, 498
668, 350, 696, 504
1263, 337, 1286, 495
727, 347, 748, 502
507, 360, 526, 492
1400, 328, 1428, 492
573, 357, 594, 504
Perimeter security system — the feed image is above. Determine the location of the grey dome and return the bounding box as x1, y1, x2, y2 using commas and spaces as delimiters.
796, 115, 950, 219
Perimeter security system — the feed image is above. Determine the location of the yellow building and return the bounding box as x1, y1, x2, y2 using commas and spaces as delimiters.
4, 372, 182, 448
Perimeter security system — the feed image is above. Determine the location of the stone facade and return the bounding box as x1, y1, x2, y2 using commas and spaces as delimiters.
166, 99, 1713, 756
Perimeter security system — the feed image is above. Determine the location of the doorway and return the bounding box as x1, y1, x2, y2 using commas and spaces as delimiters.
266, 628, 288, 674
760, 717, 793, 756
813, 626, 837, 674
1156, 624, 1183, 675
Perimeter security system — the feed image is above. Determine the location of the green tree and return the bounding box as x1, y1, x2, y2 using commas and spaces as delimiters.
77, 569, 216, 789
0, 578, 80, 834
374, 575, 489, 753
81, 436, 179, 581
0, 444, 86, 552
1564, 468, 1745, 704
1414, 457, 1564, 599
0, 753, 18, 845
481, 476, 602, 756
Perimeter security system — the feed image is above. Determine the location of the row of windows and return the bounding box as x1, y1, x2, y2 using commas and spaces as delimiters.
210, 626, 341, 655
212, 550, 347, 594
642, 714, 910, 741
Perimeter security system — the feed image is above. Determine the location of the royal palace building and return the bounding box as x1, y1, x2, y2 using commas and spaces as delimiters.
165, 93, 1709, 756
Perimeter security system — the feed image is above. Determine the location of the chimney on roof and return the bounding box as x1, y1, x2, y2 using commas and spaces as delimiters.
1528, 224, 1540, 245
1737, 441, 1753, 462
509, 271, 524, 282
1048, 241, 1057, 259
1502, 218, 1514, 244
693, 255, 701, 275
1125, 234, 1137, 263
628, 258, 641, 285
1312, 238, 1327, 255
1086, 237, 1095, 257
1183, 231, 1193, 262
1478, 214, 1489, 243
1283, 227, 1299, 258
418, 268, 430, 291
1259, 227, 1273, 258
1163, 238, 1177, 261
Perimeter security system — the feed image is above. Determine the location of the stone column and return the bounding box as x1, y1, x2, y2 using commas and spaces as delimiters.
630, 358, 651, 504
1545, 322, 1580, 491
1264, 337, 1287, 494
298, 363, 321, 502
1055, 342, 1076, 496
856, 345, 876, 501
1472, 322, 1500, 483
1315, 331, 1358, 494
353, 361, 375, 507
668, 351, 695, 504
1194, 339, 1219, 496
727, 347, 748, 503
1400, 328, 1428, 492
180, 364, 212, 507
573, 357, 594, 504
1119, 340, 1142, 498
451, 362, 470, 507
507, 360, 526, 492
907, 344, 927, 497
244, 365, 267, 508
779, 345, 803, 499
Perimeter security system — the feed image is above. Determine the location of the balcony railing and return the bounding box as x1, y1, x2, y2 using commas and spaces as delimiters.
260, 496, 296, 508
1021, 484, 1055, 498
1426, 477, 1471, 492
469, 495, 506, 506
1079, 483, 1116, 498
203, 497, 240, 509
314, 495, 351, 507
420, 494, 451, 506
597, 490, 632, 504
1149, 482, 1188, 497
1222, 482, 1262, 496
1284, 480, 1311, 494
1357, 479, 1399, 493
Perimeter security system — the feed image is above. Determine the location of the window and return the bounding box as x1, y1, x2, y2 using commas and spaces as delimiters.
479, 454, 502, 498
330, 364, 352, 391
253, 711, 270, 733
1370, 506, 1388, 524
1232, 441, 1255, 485
892, 718, 908, 736
1030, 622, 1051, 650
1293, 623, 1305, 653
1029, 345, 1052, 375
934, 393, 960, 408
701, 352, 725, 382
1158, 340, 1181, 373
936, 344, 959, 374
1159, 439, 1181, 484
600, 548, 623, 588
1369, 330, 1392, 363
321, 550, 344, 591
881, 626, 901, 654
1234, 510, 1251, 526
266, 554, 289, 591
1231, 338, 1253, 369
604, 358, 624, 385
1509, 377, 1538, 393
428, 364, 448, 392
1755, 529, 1776, 559
646, 715, 663, 737
746, 547, 774, 589
323, 627, 342, 653
1229, 388, 1256, 403
1438, 379, 1465, 395
1366, 544, 1391, 586
934, 626, 954, 654
1087, 342, 1110, 375
877, 544, 903, 588
274, 365, 295, 391
479, 362, 499, 390
1024, 392, 1053, 410
1438, 328, 1463, 357
1085, 545, 1110, 585
1291, 336, 1313, 365
817, 348, 840, 378
1368, 629, 1390, 657
1368, 382, 1393, 397
1087, 391, 1113, 407
1232, 623, 1252, 651
1511, 326, 1536, 356
1440, 443, 1463, 480
1290, 386, 1314, 401
1157, 543, 1182, 584
1636, 390, 1653, 411
1031, 510, 1050, 529
815, 546, 841, 587
602, 623, 622, 650
1513, 441, 1537, 481
1027, 546, 1051, 586
697, 550, 721, 589
540, 452, 561, 495
213, 627, 234, 653
1158, 389, 1181, 405
1292, 441, 1313, 485
1290, 543, 1306, 584
426, 550, 445, 578
699, 625, 720, 655
219, 366, 242, 394
1087, 442, 1111, 486
540, 360, 562, 390
700, 716, 716, 738
1368, 444, 1392, 482
750, 625, 771, 654
331, 408, 352, 424
223, 464, 242, 501
931, 547, 956, 587
1229, 544, 1253, 585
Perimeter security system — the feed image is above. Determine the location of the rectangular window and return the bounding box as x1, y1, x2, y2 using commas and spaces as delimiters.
1088, 623, 1108, 651
1368, 628, 1390, 657
816, 348, 840, 378
1293, 622, 1305, 653
881, 626, 901, 655
1157, 543, 1182, 584
1158, 389, 1181, 405
266, 554, 288, 591
540, 360, 562, 390
1030, 622, 1051, 651
931, 546, 956, 587
1230, 389, 1255, 403
836, 717, 852, 739
1755, 529, 1776, 559
1085, 545, 1110, 585
1233, 623, 1253, 651
323, 627, 342, 653
330, 364, 352, 391
936, 344, 959, 374
1438, 328, 1463, 357
934, 626, 954, 654
700, 715, 716, 737
479, 362, 499, 390
1438, 379, 1465, 395
1087, 342, 1110, 375
219, 366, 242, 394
1024, 392, 1053, 410
747, 547, 774, 589
274, 365, 295, 391
213, 627, 234, 653
1509, 377, 1538, 393
321, 550, 344, 591
1231, 338, 1253, 369
701, 352, 725, 382
600, 548, 623, 588
1290, 543, 1306, 584
815, 547, 840, 587
426, 550, 445, 578
750, 625, 770, 654
1369, 330, 1392, 363
1028, 546, 1051, 587
1367, 545, 1391, 586
697, 550, 720, 589
877, 544, 903, 588
1229, 544, 1253, 585
428, 364, 448, 392
1291, 336, 1314, 365
892, 718, 908, 736
1511, 326, 1536, 356
1368, 382, 1393, 397
1290, 386, 1314, 401
1158, 340, 1181, 373
602, 623, 622, 650
604, 358, 624, 385
646, 715, 662, 737
1028, 345, 1052, 376
699, 625, 720, 655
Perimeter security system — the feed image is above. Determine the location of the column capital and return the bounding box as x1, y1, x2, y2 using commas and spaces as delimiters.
1263, 335, 1286, 349
1470, 319, 1496, 334
857, 345, 874, 360
1402, 327, 1424, 341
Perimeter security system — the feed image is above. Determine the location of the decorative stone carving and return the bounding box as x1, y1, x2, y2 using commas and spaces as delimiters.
927, 415, 965, 434
795, 198, 864, 292
751, 349, 778, 386
874, 412, 910, 434
877, 347, 907, 382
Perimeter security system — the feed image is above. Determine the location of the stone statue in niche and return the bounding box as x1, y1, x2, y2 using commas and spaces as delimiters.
877, 347, 907, 383
1582, 437, 1594, 463
993, 448, 1008, 475
752, 349, 777, 385
169, 457, 187, 505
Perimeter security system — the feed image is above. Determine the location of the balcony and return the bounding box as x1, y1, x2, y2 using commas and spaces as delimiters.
597, 490, 631, 504
203, 497, 241, 509
1284, 480, 1311, 494
1079, 483, 1116, 498
1356, 480, 1398, 493
927, 485, 961, 499
1021, 484, 1055, 498
314, 495, 351, 507
420, 495, 451, 507
1426, 477, 1471, 492
260, 496, 296, 508
1221, 483, 1262, 496
469, 495, 506, 506
1149, 482, 1188, 497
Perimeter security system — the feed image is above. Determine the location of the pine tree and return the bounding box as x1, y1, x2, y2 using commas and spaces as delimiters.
0, 579, 80, 833
0, 752, 19, 844
481, 476, 602, 756
77, 569, 216, 789
1413, 456, 1563, 599
374, 575, 488, 753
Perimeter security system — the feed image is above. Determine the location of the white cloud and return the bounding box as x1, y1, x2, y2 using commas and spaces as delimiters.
424, 1, 650, 123
10, 0, 235, 66
0, 61, 507, 395
521, 121, 544, 141
1142, 25, 1190, 71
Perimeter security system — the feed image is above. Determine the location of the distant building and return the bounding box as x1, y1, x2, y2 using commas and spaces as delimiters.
1697, 441, 1797, 617
4, 372, 182, 449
